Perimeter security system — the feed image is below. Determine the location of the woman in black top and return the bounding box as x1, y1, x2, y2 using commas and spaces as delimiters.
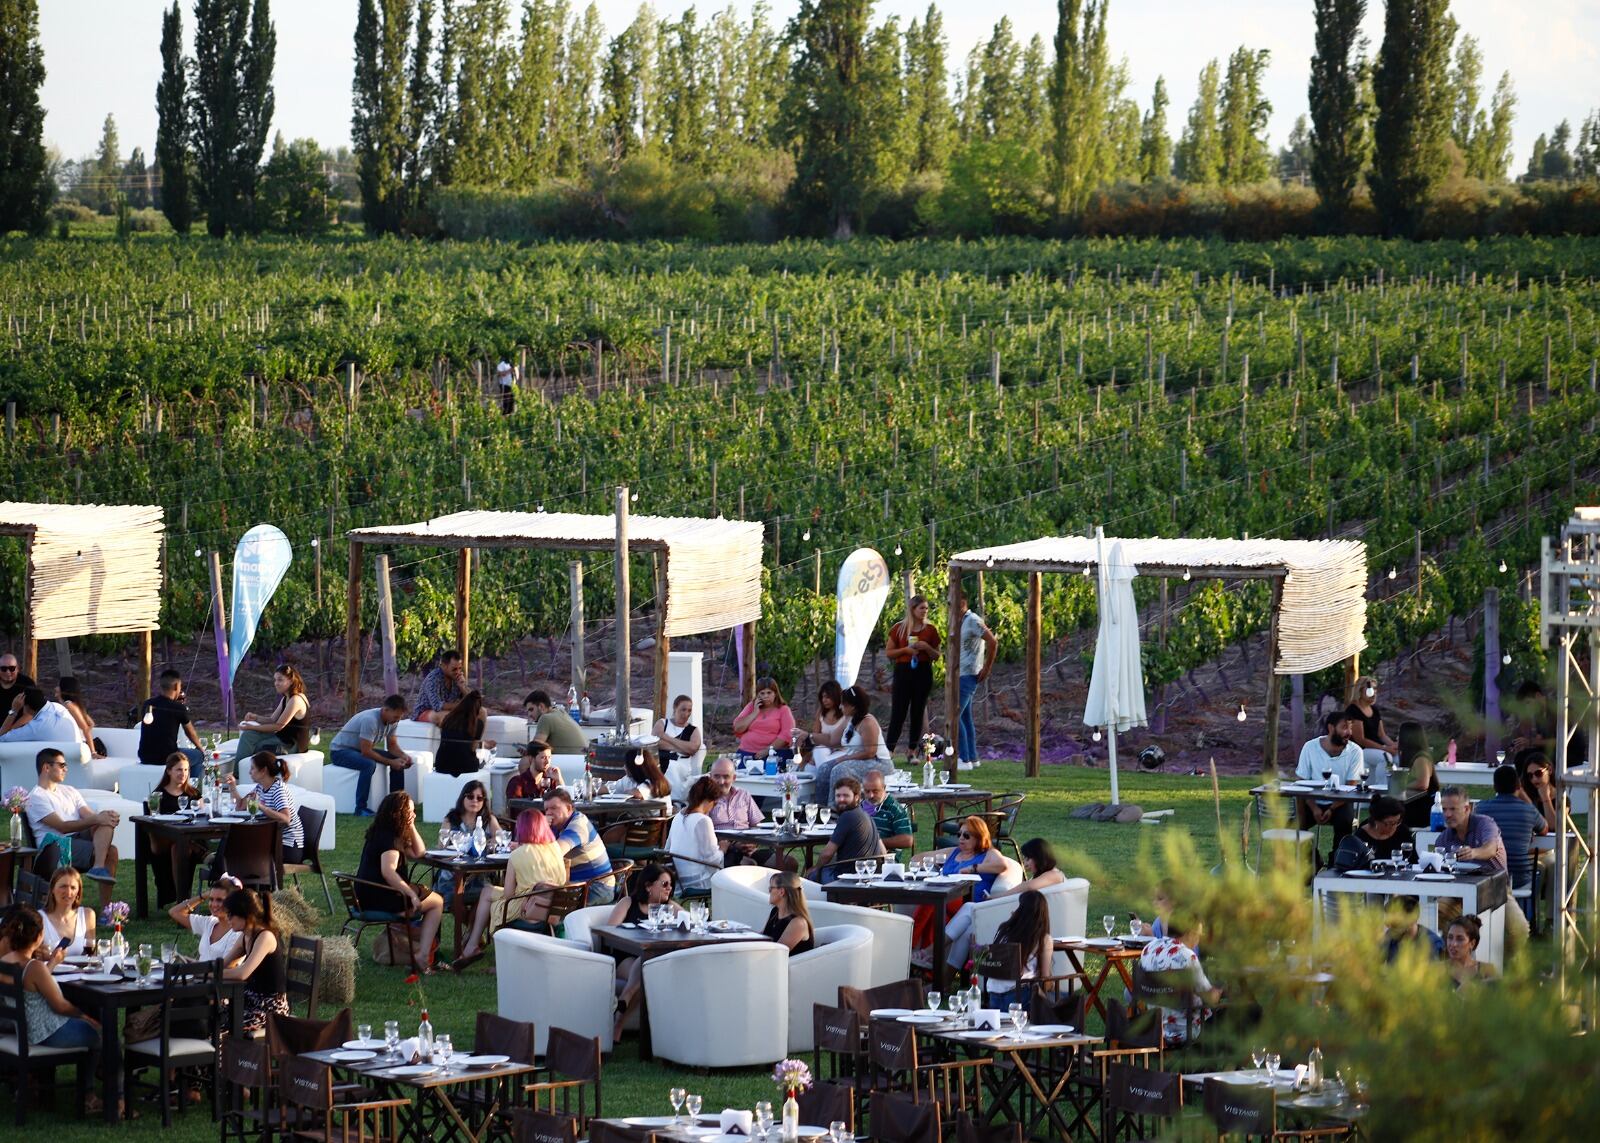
605, 864, 683, 1041
435, 690, 495, 776
234, 664, 313, 759
151, 752, 204, 906
763, 871, 815, 955
435, 780, 502, 907
221, 888, 289, 1034
651, 695, 704, 772
355, 792, 446, 978
1345, 675, 1399, 773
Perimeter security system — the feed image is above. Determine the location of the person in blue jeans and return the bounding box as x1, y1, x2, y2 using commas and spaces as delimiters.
0, 905, 103, 1067
328, 695, 412, 815
956, 592, 997, 771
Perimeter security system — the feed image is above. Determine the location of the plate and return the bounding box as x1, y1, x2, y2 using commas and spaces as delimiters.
342, 1039, 385, 1051
149, 813, 187, 821
954, 1028, 1003, 1040
1029, 1024, 1076, 1035
1453, 860, 1483, 872
330, 1050, 377, 1063
387, 1065, 437, 1077
51, 972, 83, 983
1120, 934, 1155, 945
460, 1054, 510, 1067
78, 973, 123, 983
425, 849, 458, 858
1081, 937, 1121, 948
897, 1014, 945, 1025
1415, 872, 1456, 881
837, 872, 873, 881
1345, 870, 1383, 877
869, 1008, 913, 1018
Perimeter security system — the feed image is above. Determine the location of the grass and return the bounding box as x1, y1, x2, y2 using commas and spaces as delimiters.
29, 761, 1254, 1139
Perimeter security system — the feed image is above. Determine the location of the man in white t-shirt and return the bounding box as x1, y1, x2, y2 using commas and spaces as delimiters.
1294, 710, 1364, 853
26, 748, 119, 907
0, 687, 84, 743
496, 359, 516, 414
167, 876, 243, 962
956, 592, 997, 771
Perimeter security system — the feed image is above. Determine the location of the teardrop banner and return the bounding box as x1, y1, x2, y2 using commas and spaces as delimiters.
228, 524, 294, 686
833, 548, 891, 688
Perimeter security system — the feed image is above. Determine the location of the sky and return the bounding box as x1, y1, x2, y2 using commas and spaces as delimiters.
37, 0, 1600, 172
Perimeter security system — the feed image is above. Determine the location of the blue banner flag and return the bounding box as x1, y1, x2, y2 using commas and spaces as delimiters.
228, 525, 293, 684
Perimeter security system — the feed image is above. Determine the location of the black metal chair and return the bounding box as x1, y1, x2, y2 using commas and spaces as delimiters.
0, 961, 96, 1125
285, 932, 323, 1018
123, 959, 223, 1126
283, 804, 332, 911
333, 871, 418, 967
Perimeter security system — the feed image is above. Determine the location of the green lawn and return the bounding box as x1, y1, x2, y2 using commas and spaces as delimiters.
30, 761, 1254, 1139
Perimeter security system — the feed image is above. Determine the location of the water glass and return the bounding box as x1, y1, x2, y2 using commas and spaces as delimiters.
357, 1022, 373, 1045
819, 806, 832, 827
1266, 1052, 1281, 1078
805, 803, 819, 827
1252, 1047, 1266, 1074
384, 1020, 401, 1059
754, 1101, 773, 1137
830, 1122, 847, 1143
135, 944, 153, 983
685, 1093, 702, 1120
160, 942, 177, 964
434, 1033, 453, 1070
1007, 1002, 1024, 1039
178, 795, 190, 814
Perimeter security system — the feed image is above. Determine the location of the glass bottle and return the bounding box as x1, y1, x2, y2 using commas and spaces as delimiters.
1307, 1042, 1324, 1092
417, 1009, 434, 1061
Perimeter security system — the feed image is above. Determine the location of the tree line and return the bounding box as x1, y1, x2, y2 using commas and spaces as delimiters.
2, 0, 1600, 238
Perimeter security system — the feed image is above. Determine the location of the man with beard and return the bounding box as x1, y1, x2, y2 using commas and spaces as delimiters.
1294, 710, 1364, 855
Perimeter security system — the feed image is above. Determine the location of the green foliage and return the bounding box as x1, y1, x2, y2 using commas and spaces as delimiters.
1175, 58, 1222, 186
1370, 0, 1456, 235
1047, 0, 1111, 216
258, 137, 335, 236
779, 0, 875, 238
190, 0, 277, 237
0, 0, 51, 235
918, 140, 1046, 236
1218, 46, 1273, 185
1309, 0, 1368, 223
156, 1, 193, 234
1139, 76, 1172, 183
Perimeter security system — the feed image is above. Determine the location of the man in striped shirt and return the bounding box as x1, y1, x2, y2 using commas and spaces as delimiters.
543, 789, 615, 904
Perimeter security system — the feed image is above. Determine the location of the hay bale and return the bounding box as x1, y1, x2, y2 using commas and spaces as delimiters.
271, 886, 321, 935
319, 935, 358, 1007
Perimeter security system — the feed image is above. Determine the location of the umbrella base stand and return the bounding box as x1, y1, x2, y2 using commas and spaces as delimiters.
1069, 802, 1146, 823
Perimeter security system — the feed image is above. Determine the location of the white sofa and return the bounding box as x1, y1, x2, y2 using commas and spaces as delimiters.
78, 788, 141, 860
493, 928, 616, 1055
325, 750, 432, 815
0, 739, 90, 793
970, 876, 1092, 978
712, 866, 914, 987
642, 941, 791, 1068
787, 924, 874, 1051
485, 715, 530, 760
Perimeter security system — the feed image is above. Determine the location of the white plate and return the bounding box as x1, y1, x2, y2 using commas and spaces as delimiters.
487, 852, 510, 861
1415, 872, 1456, 881
387, 1065, 437, 1077
836, 872, 873, 881
1081, 937, 1121, 948
1030, 1024, 1076, 1035
460, 1054, 510, 1067
78, 973, 123, 983
148, 813, 187, 821
330, 1050, 377, 1063
897, 1014, 945, 1025
342, 1039, 385, 1051
869, 1008, 913, 1018
1453, 861, 1483, 872
955, 1028, 1003, 1040
425, 849, 458, 858
51, 973, 83, 983
1345, 870, 1383, 878
623, 1117, 711, 1128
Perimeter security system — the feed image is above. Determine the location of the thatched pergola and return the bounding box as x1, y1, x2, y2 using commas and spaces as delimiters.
343, 505, 765, 723
0, 501, 166, 699
944, 534, 1369, 777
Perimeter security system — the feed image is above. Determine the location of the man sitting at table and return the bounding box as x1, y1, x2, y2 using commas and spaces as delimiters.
1137, 911, 1222, 1045
807, 776, 885, 884
544, 789, 616, 904
1471, 769, 1544, 956
1295, 711, 1365, 857
862, 769, 914, 861
1381, 896, 1443, 963
25, 748, 118, 908
1332, 794, 1412, 871
1434, 785, 1528, 955
524, 689, 588, 754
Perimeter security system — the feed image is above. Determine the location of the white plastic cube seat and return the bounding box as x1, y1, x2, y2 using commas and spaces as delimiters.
278, 751, 323, 793
485, 715, 530, 759
421, 766, 491, 823
70, 756, 139, 794
78, 788, 140, 857
115, 764, 165, 806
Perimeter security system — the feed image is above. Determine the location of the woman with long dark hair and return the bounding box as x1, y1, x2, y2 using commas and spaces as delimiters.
605, 863, 684, 1040
225, 750, 305, 863
151, 751, 205, 904
884, 595, 941, 755
234, 663, 312, 757
1397, 722, 1437, 829
355, 792, 446, 979
985, 888, 1054, 1008
613, 750, 671, 800
222, 887, 290, 1034
436, 689, 495, 776
814, 685, 890, 795
809, 681, 848, 764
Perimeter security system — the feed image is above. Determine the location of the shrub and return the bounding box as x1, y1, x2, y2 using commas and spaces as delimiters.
50, 201, 96, 224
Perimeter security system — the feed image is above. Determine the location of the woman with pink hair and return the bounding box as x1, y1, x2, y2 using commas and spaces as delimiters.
453, 808, 568, 969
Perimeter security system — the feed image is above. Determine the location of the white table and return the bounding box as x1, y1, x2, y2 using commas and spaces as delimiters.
1313, 866, 1510, 968
1431, 762, 1590, 812
735, 772, 816, 803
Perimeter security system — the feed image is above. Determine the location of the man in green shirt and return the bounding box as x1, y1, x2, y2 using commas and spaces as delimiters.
863, 769, 914, 860
524, 689, 588, 754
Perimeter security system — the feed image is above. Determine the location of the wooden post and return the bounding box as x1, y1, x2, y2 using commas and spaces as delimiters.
1484, 588, 1501, 764
344, 541, 365, 715
1290, 672, 1305, 758
19, 535, 36, 681
814, 549, 823, 595
1342, 653, 1360, 708
1025, 572, 1042, 778
136, 630, 153, 704
569, 561, 585, 689
1262, 578, 1285, 775
455, 548, 472, 678
614, 487, 632, 732
1153, 578, 1170, 735
208, 551, 233, 727
313, 537, 323, 607
653, 552, 670, 726
945, 565, 962, 782
375, 554, 400, 696
739, 620, 757, 706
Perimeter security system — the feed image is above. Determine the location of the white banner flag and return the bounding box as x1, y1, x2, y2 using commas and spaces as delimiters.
833, 548, 891, 688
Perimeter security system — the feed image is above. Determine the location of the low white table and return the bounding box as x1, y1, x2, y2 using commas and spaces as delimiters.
734, 772, 817, 803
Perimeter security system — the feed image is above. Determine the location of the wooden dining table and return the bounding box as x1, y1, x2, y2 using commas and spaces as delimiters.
303, 1045, 540, 1143
131, 812, 255, 918
407, 849, 510, 957
590, 922, 768, 1061
1054, 937, 1144, 1022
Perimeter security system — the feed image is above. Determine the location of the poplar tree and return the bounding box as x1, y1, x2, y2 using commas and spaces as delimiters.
191, 0, 276, 236
0, 0, 51, 234
156, 1, 193, 233
1174, 58, 1221, 185
601, 6, 657, 160
352, 0, 411, 233
977, 17, 1020, 142
1047, 0, 1110, 216
903, 6, 951, 175
779, 0, 874, 238
1309, 0, 1366, 221
91, 114, 122, 213
1370, 0, 1454, 235
1218, 46, 1271, 183
1139, 75, 1171, 181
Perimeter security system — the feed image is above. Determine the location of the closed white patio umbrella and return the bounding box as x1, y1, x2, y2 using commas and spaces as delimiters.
1083, 530, 1148, 805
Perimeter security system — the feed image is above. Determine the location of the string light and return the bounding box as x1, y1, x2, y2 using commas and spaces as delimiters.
985, 555, 995, 568
193, 548, 202, 558
142, 709, 154, 725
1502, 652, 1512, 665
1387, 567, 1397, 580
1182, 569, 1191, 581
536, 503, 545, 512
893, 544, 902, 556
802, 530, 811, 541
1082, 565, 1091, 576
630, 491, 638, 502
1092, 729, 1102, 742
310, 537, 319, 548
1237, 703, 1248, 722
1498, 559, 1507, 573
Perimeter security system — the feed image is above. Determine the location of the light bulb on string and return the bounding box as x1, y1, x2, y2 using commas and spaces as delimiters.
1182, 569, 1191, 581
193, 548, 202, 559
894, 544, 902, 556
1387, 567, 1397, 580
1498, 559, 1507, 573
985, 555, 995, 568
630, 491, 638, 502
944, 745, 955, 757
1237, 703, 1248, 722
310, 537, 319, 548
1092, 729, 1102, 742
1502, 652, 1512, 665
802, 530, 811, 542
536, 503, 545, 513
142, 709, 154, 726
1082, 565, 1091, 576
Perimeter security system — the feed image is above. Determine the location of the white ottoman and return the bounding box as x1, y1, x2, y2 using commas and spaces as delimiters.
78, 788, 140, 860
325, 750, 431, 814
279, 751, 324, 793
421, 766, 491, 823
486, 715, 531, 759
70, 757, 139, 794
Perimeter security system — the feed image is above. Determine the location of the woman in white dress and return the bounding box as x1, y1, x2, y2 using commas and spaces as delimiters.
666, 776, 723, 892
40, 867, 96, 962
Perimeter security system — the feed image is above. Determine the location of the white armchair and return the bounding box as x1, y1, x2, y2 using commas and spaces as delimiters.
560, 904, 616, 952
421, 765, 490, 823
971, 877, 1092, 979
787, 924, 873, 1052
809, 898, 913, 989
642, 941, 791, 1067
493, 929, 616, 1055
711, 865, 780, 931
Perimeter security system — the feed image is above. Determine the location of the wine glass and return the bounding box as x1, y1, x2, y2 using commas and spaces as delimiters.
685, 1093, 703, 1122
1102, 914, 1116, 938
434, 1033, 453, 1070
1321, 766, 1334, 790
1252, 1047, 1266, 1075
819, 805, 832, 828
178, 795, 190, 814
1008, 1003, 1026, 1040
830, 1122, 847, 1143
1496, 749, 1507, 766
806, 802, 819, 827
1128, 918, 1141, 940
161, 942, 177, 965
927, 990, 942, 1013
357, 1022, 373, 1046
135, 944, 153, 984
1265, 1052, 1281, 1079
669, 1087, 686, 1124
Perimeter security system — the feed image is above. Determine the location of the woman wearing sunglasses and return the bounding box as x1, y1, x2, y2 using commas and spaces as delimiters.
907, 815, 1007, 967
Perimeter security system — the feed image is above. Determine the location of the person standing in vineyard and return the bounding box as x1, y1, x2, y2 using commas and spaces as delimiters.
883, 595, 941, 758
412, 650, 465, 725
956, 593, 997, 772
496, 360, 516, 415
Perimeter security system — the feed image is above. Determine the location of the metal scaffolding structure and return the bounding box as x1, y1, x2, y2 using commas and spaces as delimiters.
1540, 510, 1600, 1019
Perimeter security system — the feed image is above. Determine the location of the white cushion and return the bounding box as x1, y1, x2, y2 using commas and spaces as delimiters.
126, 1035, 218, 1059
279, 752, 323, 794
115, 764, 165, 806
324, 750, 431, 814
394, 720, 441, 756
642, 941, 790, 1067
560, 904, 615, 953
0, 1032, 90, 1057
712, 867, 910, 982
493, 929, 616, 1055
421, 766, 490, 823
78, 789, 140, 857
971, 877, 1091, 979
96, 727, 142, 760
787, 924, 873, 1051
0, 742, 90, 793
68, 756, 138, 794
485, 716, 530, 759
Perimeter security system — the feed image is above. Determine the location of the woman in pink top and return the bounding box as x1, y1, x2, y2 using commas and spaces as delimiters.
731, 677, 796, 755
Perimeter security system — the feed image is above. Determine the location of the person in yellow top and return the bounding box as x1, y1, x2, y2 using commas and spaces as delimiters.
453, 809, 568, 969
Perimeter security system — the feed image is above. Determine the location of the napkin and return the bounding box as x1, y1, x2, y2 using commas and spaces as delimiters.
1418, 851, 1444, 873
971, 1008, 1002, 1031
881, 862, 905, 881
398, 1037, 421, 1062
720, 1110, 753, 1136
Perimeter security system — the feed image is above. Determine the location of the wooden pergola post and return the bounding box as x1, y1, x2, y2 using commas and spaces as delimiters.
19, 535, 36, 680
1025, 571, 1042, 778
1343, 653, 1360, 707
455, 547, 472, 676
739, 620, 757, 706
569, 561, 585, 690
653, 552, 670, 727
615, 487, 632, 730
1262, 577, 1285, 775
945, 565, 962, 781
136, 630, 152, 703
344, 540, 364, 716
